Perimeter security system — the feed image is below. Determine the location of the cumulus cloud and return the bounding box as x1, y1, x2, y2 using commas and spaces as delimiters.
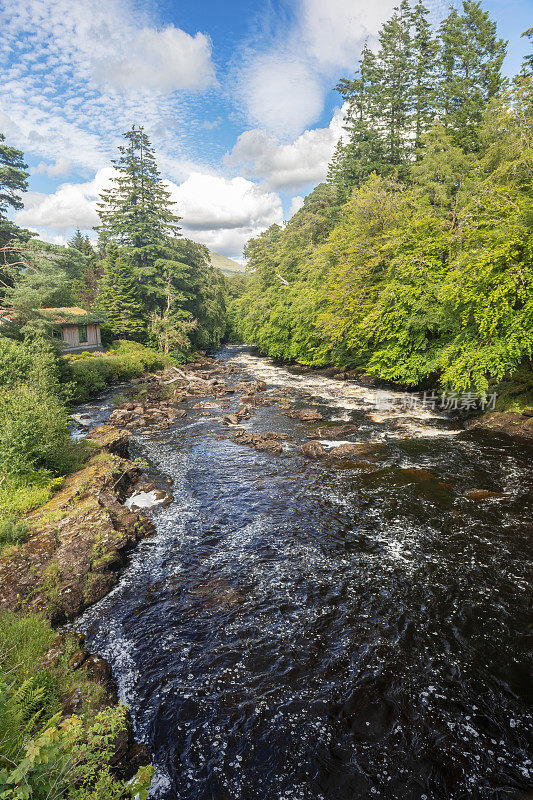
224, 105, 346, 191
14, 169, 283, 260
0, 0, 217, 175
239, 55, 324, 138
289, 195, 305, 217
33, 157, 73, 178
237, 0, 398, 136
94, 26, 216, 93
14, 168, 114, 232
167, 173, 283, 258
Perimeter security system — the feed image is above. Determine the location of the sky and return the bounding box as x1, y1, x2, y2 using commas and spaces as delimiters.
0, 0, 531, 261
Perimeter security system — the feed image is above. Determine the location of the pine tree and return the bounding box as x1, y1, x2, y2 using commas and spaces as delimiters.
522, 28, 533, 75
0, 133, 29, 248
96, 126, 181, 304
334, 43, 386, 191
374, 0, 414, 170
438, 1, 507, 152
410, 1, 438, 157
99, 243, 145, 340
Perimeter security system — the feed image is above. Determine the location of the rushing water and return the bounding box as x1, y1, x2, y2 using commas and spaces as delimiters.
74, 346, 533, 800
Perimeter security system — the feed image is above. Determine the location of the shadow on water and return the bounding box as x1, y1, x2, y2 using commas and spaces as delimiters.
74, 346, 533, 800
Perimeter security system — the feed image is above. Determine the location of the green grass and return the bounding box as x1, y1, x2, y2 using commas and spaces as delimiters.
0, 470, 64, 518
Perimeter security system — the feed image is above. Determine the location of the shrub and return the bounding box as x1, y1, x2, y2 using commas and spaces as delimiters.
0, 384, 77, 476
68, 341, 168, 401
0, 516, 29, 548
0, 471, 63, 517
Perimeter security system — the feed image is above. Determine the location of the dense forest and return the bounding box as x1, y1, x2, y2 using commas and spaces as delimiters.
231, 1, 533, 398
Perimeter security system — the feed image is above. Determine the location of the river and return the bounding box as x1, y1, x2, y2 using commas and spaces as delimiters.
73, 345, 532, 800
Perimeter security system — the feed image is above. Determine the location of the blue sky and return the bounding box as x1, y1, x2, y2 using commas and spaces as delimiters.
0, 0, 531, 260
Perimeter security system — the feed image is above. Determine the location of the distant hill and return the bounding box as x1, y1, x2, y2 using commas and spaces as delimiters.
208, 250, 247, 277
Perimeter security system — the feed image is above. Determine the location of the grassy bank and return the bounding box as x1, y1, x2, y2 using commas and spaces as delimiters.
0, 609, 153, 799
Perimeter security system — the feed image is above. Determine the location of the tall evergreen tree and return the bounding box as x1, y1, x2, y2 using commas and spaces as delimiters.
334, 43, 386, 191
375, 0, 414, 170
410, 1, 438, 157
522, 28, 533, 75
99, 243, 145, 340
96, 126, 181, 304
438, 1, 507, 151
0, 133, 29, 249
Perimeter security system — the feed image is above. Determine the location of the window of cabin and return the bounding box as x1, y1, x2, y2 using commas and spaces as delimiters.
78, 324, 88, 343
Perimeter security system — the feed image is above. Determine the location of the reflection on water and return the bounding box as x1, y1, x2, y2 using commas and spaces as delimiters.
75, 346, 533, 800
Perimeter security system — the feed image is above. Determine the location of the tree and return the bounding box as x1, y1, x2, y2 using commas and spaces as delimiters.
96, 126, 181, 305
334, 43, 387, 191
375, 0, 414, 171
438, 1, 507, 151
0, 133, 29, 250
98, 243, 145, 340
0, 134, 28, 216
410, 1, 438, 157
522, 27, 533, 75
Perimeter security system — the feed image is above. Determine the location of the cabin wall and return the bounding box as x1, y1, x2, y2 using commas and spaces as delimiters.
61, 325, 80, 346
60, 323, 102, 352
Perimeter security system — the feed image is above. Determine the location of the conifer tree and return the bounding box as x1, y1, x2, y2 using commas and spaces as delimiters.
0, 133, 29, 248
410, 1, 438, 157
522, 28, 533, 75
334, 43, 386, 191
438, 1, 507, 151
99, 243, 145, 340
374, 0, 414, 170
96, 126, 181, 304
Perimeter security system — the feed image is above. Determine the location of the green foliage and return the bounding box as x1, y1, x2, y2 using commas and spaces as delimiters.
0, 383, 76, 476
0, 516, 29, 548
0, 471, 63, 517
233, 67, 533, 395
68, 340, 168, 400
0, 611, 154, 800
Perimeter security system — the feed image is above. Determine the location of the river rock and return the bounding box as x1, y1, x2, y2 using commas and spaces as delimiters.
464, 489, 505, 501
223, 414, 240, 425
329, 443, 384, 458
289, 408, 323, 422
465, 412, 533, 443
301, 441, 326, 459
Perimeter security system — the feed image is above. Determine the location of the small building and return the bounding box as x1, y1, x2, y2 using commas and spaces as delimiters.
40, 307, 103, 354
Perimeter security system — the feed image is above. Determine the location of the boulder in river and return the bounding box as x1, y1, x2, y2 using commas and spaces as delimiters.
464, 489, 505, 502
465, 411, 533, 443
301, 440, 326, 459
289, 408, 323, 422
329, 442, 385, 458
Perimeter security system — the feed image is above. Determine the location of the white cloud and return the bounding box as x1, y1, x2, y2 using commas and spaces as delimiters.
14, 168, 114, 232
289, 195, 305, 217
33, 157, 73, 178
13, 169, 283, 261
300, 0, 395, 71
167, 173, 283, 259
0, 0, 217, 175
224, 105, 346, 191
94, 26, 216, 93
236, 0, 398, 136
239, 55, 324, 138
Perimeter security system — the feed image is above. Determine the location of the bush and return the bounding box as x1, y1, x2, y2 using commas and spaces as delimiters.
0, 611, 154, 800
0, 384, 78, 476
68, 340, 168, 400
0, 516, 29, 548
